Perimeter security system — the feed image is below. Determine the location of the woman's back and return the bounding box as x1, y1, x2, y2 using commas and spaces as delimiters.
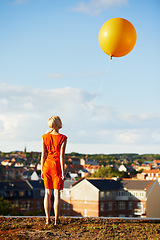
42, 132, 67, 165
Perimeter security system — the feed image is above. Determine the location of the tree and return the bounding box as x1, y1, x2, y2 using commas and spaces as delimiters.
0, 197, 13, 215
90, 166, 129, 179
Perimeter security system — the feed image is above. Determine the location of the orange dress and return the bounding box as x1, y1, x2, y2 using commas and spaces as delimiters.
42, 133, 67, 190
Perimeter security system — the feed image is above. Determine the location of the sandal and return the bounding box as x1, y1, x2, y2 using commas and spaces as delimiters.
45, 217, 51, 225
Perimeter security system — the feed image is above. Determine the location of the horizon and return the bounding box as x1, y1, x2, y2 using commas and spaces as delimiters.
1, 149, 159, 156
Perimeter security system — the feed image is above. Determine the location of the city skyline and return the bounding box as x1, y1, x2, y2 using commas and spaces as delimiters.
0, 0, 160, 154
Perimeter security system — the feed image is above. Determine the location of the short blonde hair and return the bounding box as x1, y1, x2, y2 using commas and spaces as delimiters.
48, 116, 62, 129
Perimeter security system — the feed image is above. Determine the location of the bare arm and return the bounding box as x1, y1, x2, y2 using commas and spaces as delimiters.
60, 139, 67, 181
41, 139, 47, 179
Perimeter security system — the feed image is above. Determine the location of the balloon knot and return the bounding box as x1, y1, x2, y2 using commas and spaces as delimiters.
110, 56, 113, 60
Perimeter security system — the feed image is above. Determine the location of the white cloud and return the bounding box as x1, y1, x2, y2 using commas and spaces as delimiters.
47, 73, 64, 79
71, 0, 128, 16
0, 82, 159, 153
13, 0, 28, 4
115, 129, 146, 144
46, 71, 102, 79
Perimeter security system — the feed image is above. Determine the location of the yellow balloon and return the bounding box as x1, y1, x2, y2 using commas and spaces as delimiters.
98, 18, 137, 58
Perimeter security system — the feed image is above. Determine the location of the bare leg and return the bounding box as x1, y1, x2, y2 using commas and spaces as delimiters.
44, 189, 52, 222
54, 189, 60, 224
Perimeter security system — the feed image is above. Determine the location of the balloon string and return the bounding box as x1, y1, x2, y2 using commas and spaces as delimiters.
88, 59, 112, 120
94, 60, 111, 103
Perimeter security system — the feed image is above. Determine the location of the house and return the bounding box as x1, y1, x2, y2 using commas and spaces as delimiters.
137, 169, 160, 183
70, 178, 160, 218
135, 165, 151, 172
1, 159, 12, 166
78, 169, 90, 178
21, 170, 41, 180
15, 162, 24, 167
71, 178, 121, 217
118, 164, 127, 172
121, 179, 160, 218
80, 158, 99, 166
22, 170, 34, 180
60, 180, 76, 216
0, 180, 45, 215
31, 171, 41, 180
36, 163, 41, 171
83, 164, 101, 174
28, 180, 45, 213
65, 164, 83, 173
0, 181, 33, 215
67, 157, 80, 165
65, 164, 83, 180
154, 160, 160, 168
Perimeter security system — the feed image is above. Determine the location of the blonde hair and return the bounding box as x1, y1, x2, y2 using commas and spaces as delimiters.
48, 116, 62, 129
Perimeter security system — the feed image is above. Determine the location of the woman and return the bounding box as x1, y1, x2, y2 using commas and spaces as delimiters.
41, 116, 67, 225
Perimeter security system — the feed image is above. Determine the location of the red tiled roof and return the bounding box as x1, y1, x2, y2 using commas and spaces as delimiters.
142, 169, 160, 174
154, 160, 160, 164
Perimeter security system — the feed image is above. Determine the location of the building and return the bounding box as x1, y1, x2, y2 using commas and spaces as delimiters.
60, 180, 77, 216
0, 181, 33, 215
83, 164, 101, 174
118, 164, 127, 172
70, 178, 160, 218
0, 180, 45, 215
80, 158, 99, 166
137, 169, 160, 183
1, 178, 160, 218
22, 170, 41, 180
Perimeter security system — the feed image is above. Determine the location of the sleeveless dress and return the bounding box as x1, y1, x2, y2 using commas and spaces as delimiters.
42, 132, 67, 190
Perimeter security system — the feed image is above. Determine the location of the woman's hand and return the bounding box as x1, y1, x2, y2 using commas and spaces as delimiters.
61, 175, 66, 181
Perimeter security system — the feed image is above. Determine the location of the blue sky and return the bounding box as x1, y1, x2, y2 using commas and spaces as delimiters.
0, 0, 160, 154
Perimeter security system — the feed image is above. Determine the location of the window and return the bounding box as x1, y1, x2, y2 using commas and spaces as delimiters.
118, 191, 127, 196
100, 191, 105, 198
67, 203, 70, 210
19, 191, 25, 197
28, 190, 32, 196
9, 191, 14, 197
100, 203, 104, 211
133, 192, 137, 197
14, 191, 18, 197
137, 202, 143, 210
108, 202, 112, 211
13, 200, 19, 207
128, 202, 132, 210
106, 191, 110, 197
20, 201, 26, 210
140, 192, 144, 197
118, 201, 125, 210
62, 201, 66, 209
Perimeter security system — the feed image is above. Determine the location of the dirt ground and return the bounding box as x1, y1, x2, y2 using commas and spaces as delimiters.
0, 216, 160, 240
